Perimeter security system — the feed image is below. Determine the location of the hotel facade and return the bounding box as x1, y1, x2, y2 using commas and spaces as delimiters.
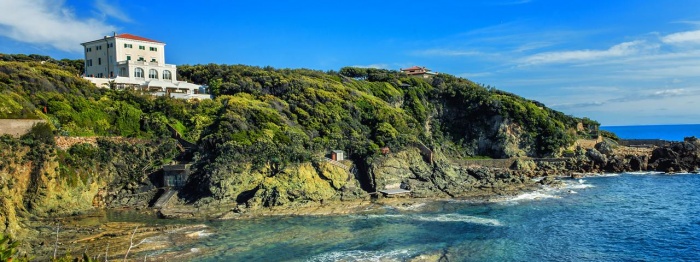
81, 33, 210, 99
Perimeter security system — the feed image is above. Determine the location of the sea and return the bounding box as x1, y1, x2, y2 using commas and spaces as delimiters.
601, 124, 700, 141
111, 125, 700, 261
115, 173, 700, 261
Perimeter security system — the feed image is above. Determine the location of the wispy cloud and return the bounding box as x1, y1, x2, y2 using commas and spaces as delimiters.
351, 63, 389, 69
519, 41, 655, 65
661, 29, 700, 44
494, 0, 533, 6
458, 72, 493, 78
0, 0, 119, 52
95, 0, 132, 22
552, 88, 699, 110
412, 48, 484, 57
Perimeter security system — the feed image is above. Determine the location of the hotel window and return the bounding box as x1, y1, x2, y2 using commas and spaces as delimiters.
86, 47, 91, 52
96, 45, 102, 50
149, 47, 157, 51
139, 45, 145, 50
138, 57, 145, 61
151, 58, 157, 62
108, 43, 114, 48
87, 59, 92, 66
134, 68, 144, 78
163, 70, 172, 80
98, 58, 101, 65
124, 43, 133, 48
149, 69, 158, 79
119, 67, 127, 77
126, 55, 131, 61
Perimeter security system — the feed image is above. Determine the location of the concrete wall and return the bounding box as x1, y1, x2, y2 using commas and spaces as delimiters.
0, 119, 46, 137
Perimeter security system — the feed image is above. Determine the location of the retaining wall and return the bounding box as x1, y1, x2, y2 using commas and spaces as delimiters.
0, 119, 45, 137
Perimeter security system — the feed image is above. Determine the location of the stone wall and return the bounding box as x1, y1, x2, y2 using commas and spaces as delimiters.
0, 119, 45, 137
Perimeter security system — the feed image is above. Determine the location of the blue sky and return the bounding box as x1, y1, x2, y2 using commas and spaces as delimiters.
1, 0, 700, 125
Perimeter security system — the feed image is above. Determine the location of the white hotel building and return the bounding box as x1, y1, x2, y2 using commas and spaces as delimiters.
81, 33, 210, 99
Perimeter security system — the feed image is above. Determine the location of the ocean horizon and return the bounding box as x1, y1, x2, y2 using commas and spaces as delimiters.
600, 124, 700, 141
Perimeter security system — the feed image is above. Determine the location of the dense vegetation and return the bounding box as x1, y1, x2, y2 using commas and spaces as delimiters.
0, 55, 599, 198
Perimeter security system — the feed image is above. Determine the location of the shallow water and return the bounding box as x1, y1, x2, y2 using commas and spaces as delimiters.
111, 173, 700, 261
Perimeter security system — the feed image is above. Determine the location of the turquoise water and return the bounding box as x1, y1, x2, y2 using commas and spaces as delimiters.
123, 173, 700, 261
601, 124, 700, 141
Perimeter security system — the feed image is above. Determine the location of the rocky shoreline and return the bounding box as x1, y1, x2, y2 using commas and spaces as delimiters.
11, 137, 700, 260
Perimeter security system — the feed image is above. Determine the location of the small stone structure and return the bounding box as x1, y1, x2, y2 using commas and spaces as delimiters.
414, 142, 433, 164
331, 150, 344, 161
0, 119, 46, 137
381, 147, 390, 155
163, 164, 190, 188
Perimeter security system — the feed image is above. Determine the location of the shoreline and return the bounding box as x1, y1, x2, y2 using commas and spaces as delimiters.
23, 171, 696, 260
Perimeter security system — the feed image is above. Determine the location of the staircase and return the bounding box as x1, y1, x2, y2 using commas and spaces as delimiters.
323, 157, 349, 170
153, 188, 177, 208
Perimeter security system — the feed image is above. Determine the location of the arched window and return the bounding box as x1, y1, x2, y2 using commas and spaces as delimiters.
162, 70, 172, 80
149, 69, 158, 79
134, 68, 144, 78
119, 67, 127, 77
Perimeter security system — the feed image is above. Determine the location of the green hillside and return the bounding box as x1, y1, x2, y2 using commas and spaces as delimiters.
0, 55, 599, 216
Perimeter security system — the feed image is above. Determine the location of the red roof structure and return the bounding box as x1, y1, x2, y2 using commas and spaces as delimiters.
401, 66, 423, 71
116, 33, 163, 43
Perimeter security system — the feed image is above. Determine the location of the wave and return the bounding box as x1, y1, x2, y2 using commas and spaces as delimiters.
507, 192, 559, 201
625, 171, 664, 175
307, 248, 414, 262
394, 202, 427, 211
358, 213, 502, 226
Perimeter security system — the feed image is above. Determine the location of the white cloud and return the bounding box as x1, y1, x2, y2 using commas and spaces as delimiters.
495, 0, 533, 5
413, 49, 484, 57
351, 63, 388, 69
0, 0, 118, 52
661, 30, 700, 44
458, 72, 493, 78
520, 41, 653, 65
95, 0, 132, 22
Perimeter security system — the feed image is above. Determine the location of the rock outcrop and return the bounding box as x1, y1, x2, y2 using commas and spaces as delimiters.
568, 137, 700, 174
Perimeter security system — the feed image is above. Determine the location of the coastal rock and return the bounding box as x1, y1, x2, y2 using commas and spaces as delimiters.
369, 148, 535, 198
585, 148, 607, 167
648, 139, 700, 172
595, 141, 616, 156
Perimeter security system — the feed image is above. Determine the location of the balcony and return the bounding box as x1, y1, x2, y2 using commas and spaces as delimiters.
116, 60, 176, 68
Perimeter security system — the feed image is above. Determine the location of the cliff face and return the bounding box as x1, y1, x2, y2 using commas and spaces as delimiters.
0, 133, 178, 238
368, 148, 544, 198
196, 161, 365, 211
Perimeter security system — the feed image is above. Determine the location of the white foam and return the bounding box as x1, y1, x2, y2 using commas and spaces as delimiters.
358, 213, 502, 226
307, 249, 414, 262
506, 191, 560, 202
414, 214, 502, 226
394, 202, 427, 211
566, 183, 594, 189
625, 171, 664, 175
595, 173, 621, 177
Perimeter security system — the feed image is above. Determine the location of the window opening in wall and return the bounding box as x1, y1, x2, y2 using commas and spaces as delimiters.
139, 45, 145, 50
149, 69, 158, 79
135, 68, 144, 78
163, 70, 172, 80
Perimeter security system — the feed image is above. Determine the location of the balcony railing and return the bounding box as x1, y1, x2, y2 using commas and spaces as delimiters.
116, 60, 176, 68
